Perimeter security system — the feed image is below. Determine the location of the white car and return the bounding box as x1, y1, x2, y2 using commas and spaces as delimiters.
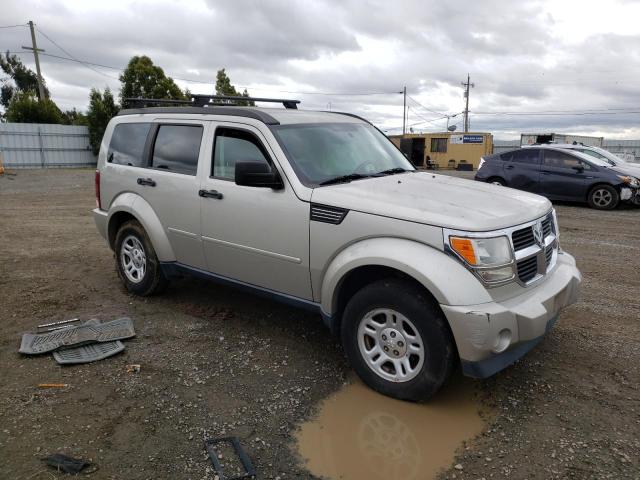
93, 95, 581, 401
527, 143, 640, 174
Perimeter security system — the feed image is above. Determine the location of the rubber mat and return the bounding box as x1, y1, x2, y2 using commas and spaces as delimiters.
53, 340, 125, 365
19, 317, 135, 355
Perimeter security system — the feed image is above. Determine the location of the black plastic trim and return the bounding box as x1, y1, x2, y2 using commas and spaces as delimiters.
310, 204, 349, 224
117, 106, 281, 125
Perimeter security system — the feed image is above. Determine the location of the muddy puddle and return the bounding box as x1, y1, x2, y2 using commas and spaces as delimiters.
296, 377, 485, 480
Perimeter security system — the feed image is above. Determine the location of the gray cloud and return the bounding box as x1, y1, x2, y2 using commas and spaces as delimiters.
1, 0, 639, 139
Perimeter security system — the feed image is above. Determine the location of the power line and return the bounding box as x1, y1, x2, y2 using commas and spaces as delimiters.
406, 95, 448, 117
0, 23, 27, 29
35, 27, 119, 80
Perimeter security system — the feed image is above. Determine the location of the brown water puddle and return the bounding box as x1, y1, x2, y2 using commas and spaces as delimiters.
296, 377, 485, 480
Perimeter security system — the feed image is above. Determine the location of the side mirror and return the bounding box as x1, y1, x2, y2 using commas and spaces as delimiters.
572, 165, 584, 173
235, 161, 284, 189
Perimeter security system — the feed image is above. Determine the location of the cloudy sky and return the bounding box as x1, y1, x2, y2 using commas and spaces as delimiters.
2, 0, 640, 139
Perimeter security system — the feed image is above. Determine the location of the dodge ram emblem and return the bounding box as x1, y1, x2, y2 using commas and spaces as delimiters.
533, 222, 544, 248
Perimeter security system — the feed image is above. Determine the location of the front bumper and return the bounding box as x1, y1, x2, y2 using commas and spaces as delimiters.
620, 186, 640, 205
441, 252, 581, 378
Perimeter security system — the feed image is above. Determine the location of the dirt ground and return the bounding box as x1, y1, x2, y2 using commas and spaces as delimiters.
0, 168, 638, 480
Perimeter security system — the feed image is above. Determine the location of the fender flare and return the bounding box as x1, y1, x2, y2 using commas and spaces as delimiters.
107, 193, 176, 262
320, 237, 492, 315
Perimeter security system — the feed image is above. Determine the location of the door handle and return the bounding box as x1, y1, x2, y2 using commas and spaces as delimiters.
505, 165, 514, 170
137, 177, 156, 187
199, 189, 223, 200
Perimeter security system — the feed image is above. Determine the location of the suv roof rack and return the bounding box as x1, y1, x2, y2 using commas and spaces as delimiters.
124, 94, 300, 109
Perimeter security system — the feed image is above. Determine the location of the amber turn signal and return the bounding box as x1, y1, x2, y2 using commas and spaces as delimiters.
450, 237, 477, 265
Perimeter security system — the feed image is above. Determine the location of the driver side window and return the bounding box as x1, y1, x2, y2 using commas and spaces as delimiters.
212, 128, 271, 180
543, 151, 590, 170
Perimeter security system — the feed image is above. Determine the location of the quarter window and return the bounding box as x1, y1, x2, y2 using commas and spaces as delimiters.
213, 128, 271, 180
108, 123, 151, 167
151, 125, 203, 175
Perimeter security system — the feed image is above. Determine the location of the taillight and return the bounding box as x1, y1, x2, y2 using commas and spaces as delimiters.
95, 169, 101, 209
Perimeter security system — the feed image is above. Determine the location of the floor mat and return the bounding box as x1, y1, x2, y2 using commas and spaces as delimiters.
20, 317, 135, 354
53, 340, 125, 364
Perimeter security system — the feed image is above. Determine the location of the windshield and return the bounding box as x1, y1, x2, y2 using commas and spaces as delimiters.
575, 148, 620, 166
271, 122, 414, 186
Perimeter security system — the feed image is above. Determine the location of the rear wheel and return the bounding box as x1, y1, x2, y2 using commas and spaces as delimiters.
588, 185, 619, 210
487, 177, 506, 186
341, 279, 456, 401
114, 220, 167, 296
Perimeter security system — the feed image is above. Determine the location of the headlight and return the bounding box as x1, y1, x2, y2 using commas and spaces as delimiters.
617, 175, 640, 187
447, 235, 515, 285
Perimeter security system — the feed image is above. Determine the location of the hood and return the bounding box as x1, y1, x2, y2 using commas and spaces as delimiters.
611, 164, 640, 177
311, 171, 551, 231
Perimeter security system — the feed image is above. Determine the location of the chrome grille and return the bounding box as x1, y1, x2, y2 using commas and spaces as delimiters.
512, 212, 558, 285
512, 226, 535, 250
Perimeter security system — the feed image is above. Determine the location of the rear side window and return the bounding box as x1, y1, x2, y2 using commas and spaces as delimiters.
501, 149, 540, 164
213, 128, 271, 180
108, 123, 151, 167
151, 125, 203, 175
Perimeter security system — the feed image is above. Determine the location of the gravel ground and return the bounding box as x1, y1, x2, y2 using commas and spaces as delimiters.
0, 168, 638, 479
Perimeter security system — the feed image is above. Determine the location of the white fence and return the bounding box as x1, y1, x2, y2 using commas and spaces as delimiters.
0, 123, 96, 168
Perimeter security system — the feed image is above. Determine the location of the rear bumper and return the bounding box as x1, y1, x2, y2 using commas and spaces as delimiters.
441, 252, 581, 378
93, 208, 109, 243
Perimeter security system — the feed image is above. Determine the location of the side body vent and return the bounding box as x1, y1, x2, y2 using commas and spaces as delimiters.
310, 204, 349, 225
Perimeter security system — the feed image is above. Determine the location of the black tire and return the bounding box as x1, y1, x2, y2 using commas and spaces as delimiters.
587, 184, 619, 210
114, 220, 168, 296
487, 177, 506, 186
341, 279, 456, 402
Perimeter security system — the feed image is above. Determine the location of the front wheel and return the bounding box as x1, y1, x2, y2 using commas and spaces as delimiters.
588, 185, 619, 210
341, 279, 456, 401
114, 220, 167, 296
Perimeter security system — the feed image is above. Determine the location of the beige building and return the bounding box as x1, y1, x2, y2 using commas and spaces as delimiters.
389, 132, 493, 170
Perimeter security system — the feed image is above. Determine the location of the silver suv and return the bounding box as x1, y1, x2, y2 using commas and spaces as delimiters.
94, 96, 581, 401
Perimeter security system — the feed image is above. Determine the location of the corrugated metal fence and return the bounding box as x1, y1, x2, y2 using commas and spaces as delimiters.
0, 123, 96, 168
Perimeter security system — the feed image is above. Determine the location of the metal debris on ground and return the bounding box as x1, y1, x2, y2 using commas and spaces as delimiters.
42, 453, 92, 474
204, 436, 256, 480
19, 317, 135, 355
37, 383, 68, 389
37, 318, 81, 333
125, 364, 141, 373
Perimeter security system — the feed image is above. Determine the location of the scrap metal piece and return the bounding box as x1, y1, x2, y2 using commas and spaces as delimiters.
204, 436, 256, 480
53, 340, 125, 365
19, 317, 135, 355
42, 453, 91, 474
37, 318, 81, 333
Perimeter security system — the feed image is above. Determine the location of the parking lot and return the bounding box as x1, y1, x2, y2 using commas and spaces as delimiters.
0, 168, 639, 479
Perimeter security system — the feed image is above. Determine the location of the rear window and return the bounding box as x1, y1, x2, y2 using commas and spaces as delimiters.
501, 149, 540, 164
151, 125, 203, 175
108, 123, 151, 167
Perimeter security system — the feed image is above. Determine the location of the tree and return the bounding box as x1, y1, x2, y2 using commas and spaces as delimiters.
0, 51, 50, 110
5, 91, 62, 123
61, 108, 88, 126
119, 55, 185, 105
215, 69, 254, 106
87, 88, 119, 155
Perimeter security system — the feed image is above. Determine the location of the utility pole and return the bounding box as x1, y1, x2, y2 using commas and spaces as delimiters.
402, 85, 406, 135
461, 74, 474, 132
22, 20, 46, 101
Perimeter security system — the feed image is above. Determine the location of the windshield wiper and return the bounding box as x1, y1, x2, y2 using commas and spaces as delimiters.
319, 173, 371, 186
375, 167, 411, 176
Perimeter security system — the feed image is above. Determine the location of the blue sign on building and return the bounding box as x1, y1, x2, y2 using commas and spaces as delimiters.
463, 135, 484, 144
